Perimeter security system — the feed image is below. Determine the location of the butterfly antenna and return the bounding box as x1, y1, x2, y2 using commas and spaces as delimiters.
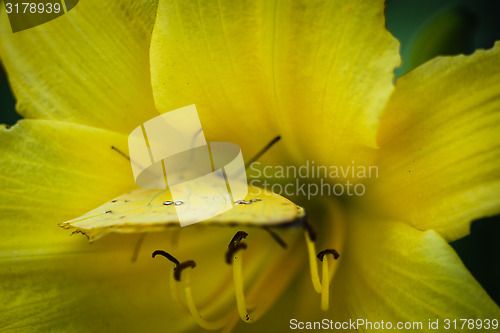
130, 233, 147, 263
263, 227, 287, 249
244, 135, 281, 170
111, 146, 145, 172
111, 146, 130, 161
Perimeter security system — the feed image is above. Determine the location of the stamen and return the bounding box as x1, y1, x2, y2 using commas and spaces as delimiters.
169, 261, 182, 306
316, 249, 339, 312
303, 221, 317, 241
303, 222, 341, 311
226, 231, 253, 323
152, 250, 180, 265
225, 242, 247, 264
152, 250, 182, 307
228, 231, 248, 247
321, 255, 330, 311
303, 222, 322, 293
174, 260, 196, 282
317, 249, 340, 261
183, 269, 227, 330
152, 250, 227, 330
232, 251, 253, 323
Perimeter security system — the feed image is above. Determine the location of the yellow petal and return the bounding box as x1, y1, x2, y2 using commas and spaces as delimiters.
0, 120, 184, 331
328, 216, 500, 330
150, 0, 400, 169
0, 232, 193, 333
0, 1, 158, 133
368, 42, 500, 242
0, 119, 135, 250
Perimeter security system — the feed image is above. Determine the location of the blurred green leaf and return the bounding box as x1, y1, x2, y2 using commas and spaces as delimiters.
403, 6, 478, 74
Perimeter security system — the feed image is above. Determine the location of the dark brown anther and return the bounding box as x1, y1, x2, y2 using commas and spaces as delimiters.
225, 242, 248, 264
152, 250, 196, 282
152, 250, 180, 265
226, 231, 249, 264
303, 221, 317, 241
228, 231, 248, 249
317, 249, 340, 261
174, 260, 196, 281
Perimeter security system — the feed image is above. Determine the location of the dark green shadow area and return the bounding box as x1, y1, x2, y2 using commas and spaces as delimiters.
451, 217, 500, 306
386, 0, 500, 77
0, 64, 18, 126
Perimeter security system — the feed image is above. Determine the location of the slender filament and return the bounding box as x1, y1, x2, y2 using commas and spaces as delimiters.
183, 269, 227, 330
169, 268, 182, 307
304, 229, 323, 293
232, 253, 253, 323
321, 256, 330, 311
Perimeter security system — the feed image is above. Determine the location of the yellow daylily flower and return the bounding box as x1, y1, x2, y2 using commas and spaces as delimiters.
1, 1, 500, 332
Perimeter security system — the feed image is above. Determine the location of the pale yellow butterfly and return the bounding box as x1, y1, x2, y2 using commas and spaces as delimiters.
58, 136, 306, 241
58, 185, 306, 241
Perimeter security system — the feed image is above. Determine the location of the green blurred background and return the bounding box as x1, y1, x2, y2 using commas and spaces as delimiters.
1, 0, 499, 306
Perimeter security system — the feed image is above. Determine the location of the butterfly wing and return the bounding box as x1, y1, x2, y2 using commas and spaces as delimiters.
58, 186, 305, 241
